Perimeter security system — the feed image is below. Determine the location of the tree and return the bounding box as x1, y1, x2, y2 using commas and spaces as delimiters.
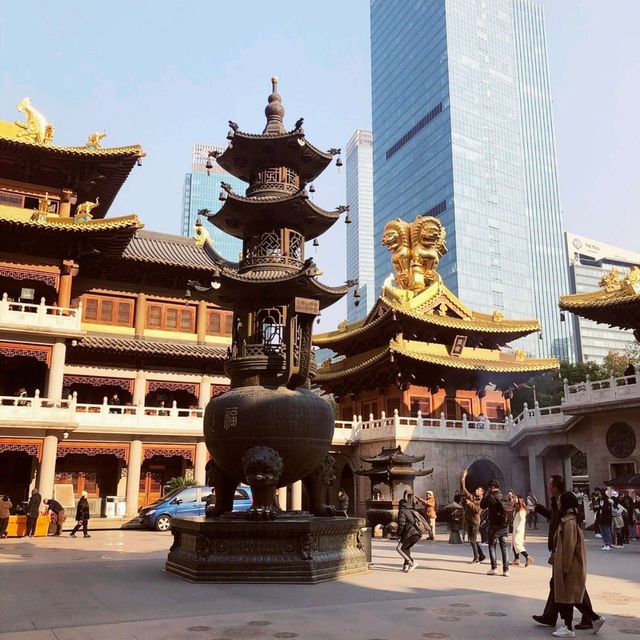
164, 476, 197, 492
603, 350, 633, 377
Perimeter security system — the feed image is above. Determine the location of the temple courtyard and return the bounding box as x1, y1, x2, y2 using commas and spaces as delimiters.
1, 528, 638, 639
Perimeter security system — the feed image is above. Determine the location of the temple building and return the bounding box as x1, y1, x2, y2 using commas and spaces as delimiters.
314, 215, 559, 513
560, 266, 640, 343
0, 99, 233, 515
315, 215, 557, 424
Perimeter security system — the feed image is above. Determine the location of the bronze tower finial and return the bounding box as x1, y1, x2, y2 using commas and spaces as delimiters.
263, 75, 286, 135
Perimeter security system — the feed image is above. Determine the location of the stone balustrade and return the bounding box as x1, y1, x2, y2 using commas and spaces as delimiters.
334, 409, 511, 444
0, 293, 82, 332
0, 392, 204, 435
3, 370, 639, 443
564, 370, 640, 406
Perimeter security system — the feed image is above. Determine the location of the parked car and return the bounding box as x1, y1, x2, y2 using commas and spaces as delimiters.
137, 485, 252, 531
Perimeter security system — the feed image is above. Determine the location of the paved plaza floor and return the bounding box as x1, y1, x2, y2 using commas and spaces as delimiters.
1, 527, 638, 639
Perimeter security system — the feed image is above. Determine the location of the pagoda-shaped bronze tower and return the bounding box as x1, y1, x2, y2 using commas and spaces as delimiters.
166, 78, 367, 582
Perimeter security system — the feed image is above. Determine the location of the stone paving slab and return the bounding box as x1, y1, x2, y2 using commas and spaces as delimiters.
1, 529, 638, 639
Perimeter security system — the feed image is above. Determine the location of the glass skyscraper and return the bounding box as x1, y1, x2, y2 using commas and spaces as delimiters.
566, 232, 640, 364
370, 0, 575, 360
346, 129, 375, 323
181, 144, 244, 262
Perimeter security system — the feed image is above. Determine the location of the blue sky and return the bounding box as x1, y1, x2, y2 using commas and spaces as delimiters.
1, 1, 638, 329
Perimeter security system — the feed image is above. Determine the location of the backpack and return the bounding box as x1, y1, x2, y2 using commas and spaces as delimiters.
412, 509, 432, 536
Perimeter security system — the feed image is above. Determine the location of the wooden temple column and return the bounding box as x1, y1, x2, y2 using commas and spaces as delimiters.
198, 375, 212, 409
291, 481, 303, 510
57, 260, 79, 308
58, 189, 76, 219
196, 300, 208, 344
194, 440, 208, 485
38, 433, 59, 498
132, 370, 147, 405
277, 486, 288, 511
125, 440, 143, 517
134, 293, 146, 338
45, 339, 67, 400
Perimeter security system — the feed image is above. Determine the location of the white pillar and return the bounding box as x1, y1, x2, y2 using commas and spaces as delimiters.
292, 480, 303, 511
45, 339, 67, 400
132, 371, 146, 405
38, 434, 59, 498
125, 440, 143, 517
194, 441, 208, 485
199, 375, 212, 409
562, 455, 573, 490
277, 485, 288, 511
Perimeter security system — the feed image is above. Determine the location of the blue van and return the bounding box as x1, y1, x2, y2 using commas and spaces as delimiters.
137, 485, 252, 531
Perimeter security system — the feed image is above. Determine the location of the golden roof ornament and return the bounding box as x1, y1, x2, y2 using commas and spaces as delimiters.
38, 192, 52, 213
193, 219, 211, 247
381, 215, 447, 291
74, 198, 100, 222
624, 265, 640, 286
599, 268, 622, 293
0, 98, 55, 144
492, 310, 504, 322
85, 131, 107, 149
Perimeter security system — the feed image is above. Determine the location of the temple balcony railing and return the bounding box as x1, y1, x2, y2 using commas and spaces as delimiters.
333, 409, 512, 444
563, 370, 640, 407
0, 293, 82, 333
0, 392, 204, 436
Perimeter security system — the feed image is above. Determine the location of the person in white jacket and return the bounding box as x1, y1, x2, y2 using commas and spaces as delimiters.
512, 495, 534, 567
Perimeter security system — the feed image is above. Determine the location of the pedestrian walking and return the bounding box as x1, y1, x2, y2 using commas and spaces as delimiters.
424, 490, 437, 540
598, 491, 614, 550
25, 488, 41, 537
611, 497, 626, 548
460, 468, 485, 563
512, 496, 533, 567
43, 498, 65, 536
550, 491, 605, 638
396, 490, 429, 572
620, 490, 636, 541
0, 495, 12, 538
480, 479, 509, 576
530, 475, 595, 631
70, 491, 91, 538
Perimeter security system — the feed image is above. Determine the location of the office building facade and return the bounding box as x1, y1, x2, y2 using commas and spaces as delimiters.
566, 232, 640, 364
346, 129, 375, 322
181, 144, 244, 261
370, 0, 575, 359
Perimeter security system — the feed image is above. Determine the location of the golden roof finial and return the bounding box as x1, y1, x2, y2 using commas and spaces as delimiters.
194, 219, 211, 247
74, 198, 100, 222
599, 268, 622, 293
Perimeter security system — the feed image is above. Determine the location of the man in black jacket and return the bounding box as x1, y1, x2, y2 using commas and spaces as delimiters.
25, 488, 41, 537
529, 475, 595, 631
480, 479, 509, 576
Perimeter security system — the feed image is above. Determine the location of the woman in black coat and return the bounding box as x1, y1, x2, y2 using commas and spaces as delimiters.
70, 491, 91, 538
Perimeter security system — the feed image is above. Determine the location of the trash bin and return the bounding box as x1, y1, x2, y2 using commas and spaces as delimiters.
115, 497, 126, 517
105, 496, 117, 518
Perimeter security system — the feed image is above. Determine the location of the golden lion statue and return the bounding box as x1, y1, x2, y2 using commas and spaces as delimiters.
409, 216, 447, 289
381, 218, 412, 289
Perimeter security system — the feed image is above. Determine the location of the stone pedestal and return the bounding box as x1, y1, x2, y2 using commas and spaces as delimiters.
166, 514, 369, 583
